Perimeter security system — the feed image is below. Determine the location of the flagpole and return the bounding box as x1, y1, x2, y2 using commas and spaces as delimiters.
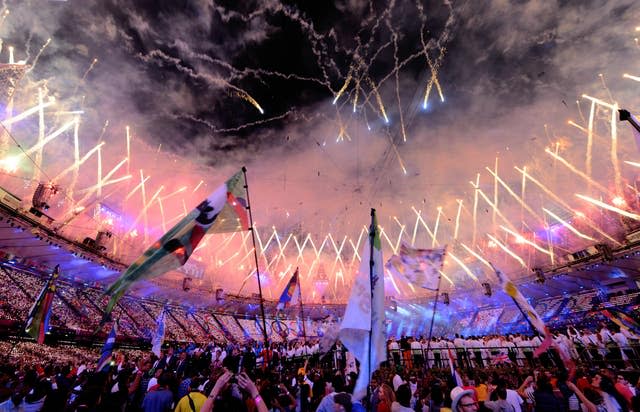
425, 247, 446, 369
242, 167, 270, 355
367, 208, 375, 406
297, 268, 307, 341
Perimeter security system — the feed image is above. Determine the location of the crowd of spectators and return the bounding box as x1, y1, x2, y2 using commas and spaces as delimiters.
0, 327, 639, 412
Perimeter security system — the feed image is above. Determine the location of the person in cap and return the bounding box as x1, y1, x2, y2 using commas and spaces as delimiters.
451, 386, 479, 412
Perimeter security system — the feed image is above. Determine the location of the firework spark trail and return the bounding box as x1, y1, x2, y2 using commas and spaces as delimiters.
486, 234, 527, 268
472, 173, 480, 246
472, 183, 521, 235
124, 173, 150, 201
192, 180, 203, 193
180, 111, 294, 134
623, 73, 640, 82
448, 252, 478, 281
389, 138, 407, 174
499, 225, 551, 255
1, 100, 55, 126
54, 142, 104, 182
454, 199, 463, 239
492, 157, 499, 229
485, 167, 545, 224
97, 145, 102, 199
81, 58, 98, 81
544, 148, 611, 195
390, 29, 408, 141
129, 185, 164, 231
332, 68, 352, 105
586, 100, 595, 186
610, 102, 623, 196
23, 119, 75, 158
0, 8, 9, 31
26, 38, 51, 72
432, 206, 443, 248
576, 100, 587, 125
125, 126, 131, 176
32, 88, 45, 183
598, 73, 615, 103
514, 166, 621, 245
140, 49, 265, 114
367, 76, 389, 123
576, 194, 640, 221
69, 157, 129, 215
542, 207, 594, 240
460, 242, 492, 269
69, 118, 80, 199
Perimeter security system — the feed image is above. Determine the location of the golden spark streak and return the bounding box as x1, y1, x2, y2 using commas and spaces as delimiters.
544, 148, 610, 194
587, 100, 595, 184
159, 186, 187, 201
454, 199, 463, 240
581, 94, 614, 110
460, 243, 492, 269
610, 102, 623, 196
24, 120, 76, 156
575, 194, 640, 221
623, 73, 640, 82
543, 207, 594, 240
432, 207, 442, 248
53, 142, 105, 181
472, 173, 480, 246
515, 166, 621, 246
499, 226, 551, 255
125, 174, 151, 201
368, 77, 389, 123
333, 70, 352, 105
438, 270, 454, 286
1, 100, 55, 126
486, 167, 544, 224
487, 234, 527, 268
448, 252, 478, 281
471, 183, 519, 234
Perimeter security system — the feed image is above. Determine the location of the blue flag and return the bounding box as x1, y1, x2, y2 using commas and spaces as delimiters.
96, 323, 117, 372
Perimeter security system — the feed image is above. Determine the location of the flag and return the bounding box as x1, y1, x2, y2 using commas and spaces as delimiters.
602, 309, 640, 333
25, 265, 60, 344
386, 243, 445, 290
619, 109, 640, 151
318, 323, 341, 357
103, 170, 249, 316
151, 309, 166, 357
339, 209, 386, 401
276, 268, 300, 311
447, 348, 464, 387
96, 323, 117, 372
491, 263, 547, 336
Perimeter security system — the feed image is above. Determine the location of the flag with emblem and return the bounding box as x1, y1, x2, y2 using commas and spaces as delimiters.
103, 170, 249, 317
386, 243, 446, 290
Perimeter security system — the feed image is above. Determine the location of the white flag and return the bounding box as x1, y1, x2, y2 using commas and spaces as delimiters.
339, 209, 386, 401
151, 310, 166, 357
386, 243, 446, 290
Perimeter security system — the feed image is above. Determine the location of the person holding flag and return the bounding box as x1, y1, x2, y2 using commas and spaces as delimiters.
96, 322, 118, 372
